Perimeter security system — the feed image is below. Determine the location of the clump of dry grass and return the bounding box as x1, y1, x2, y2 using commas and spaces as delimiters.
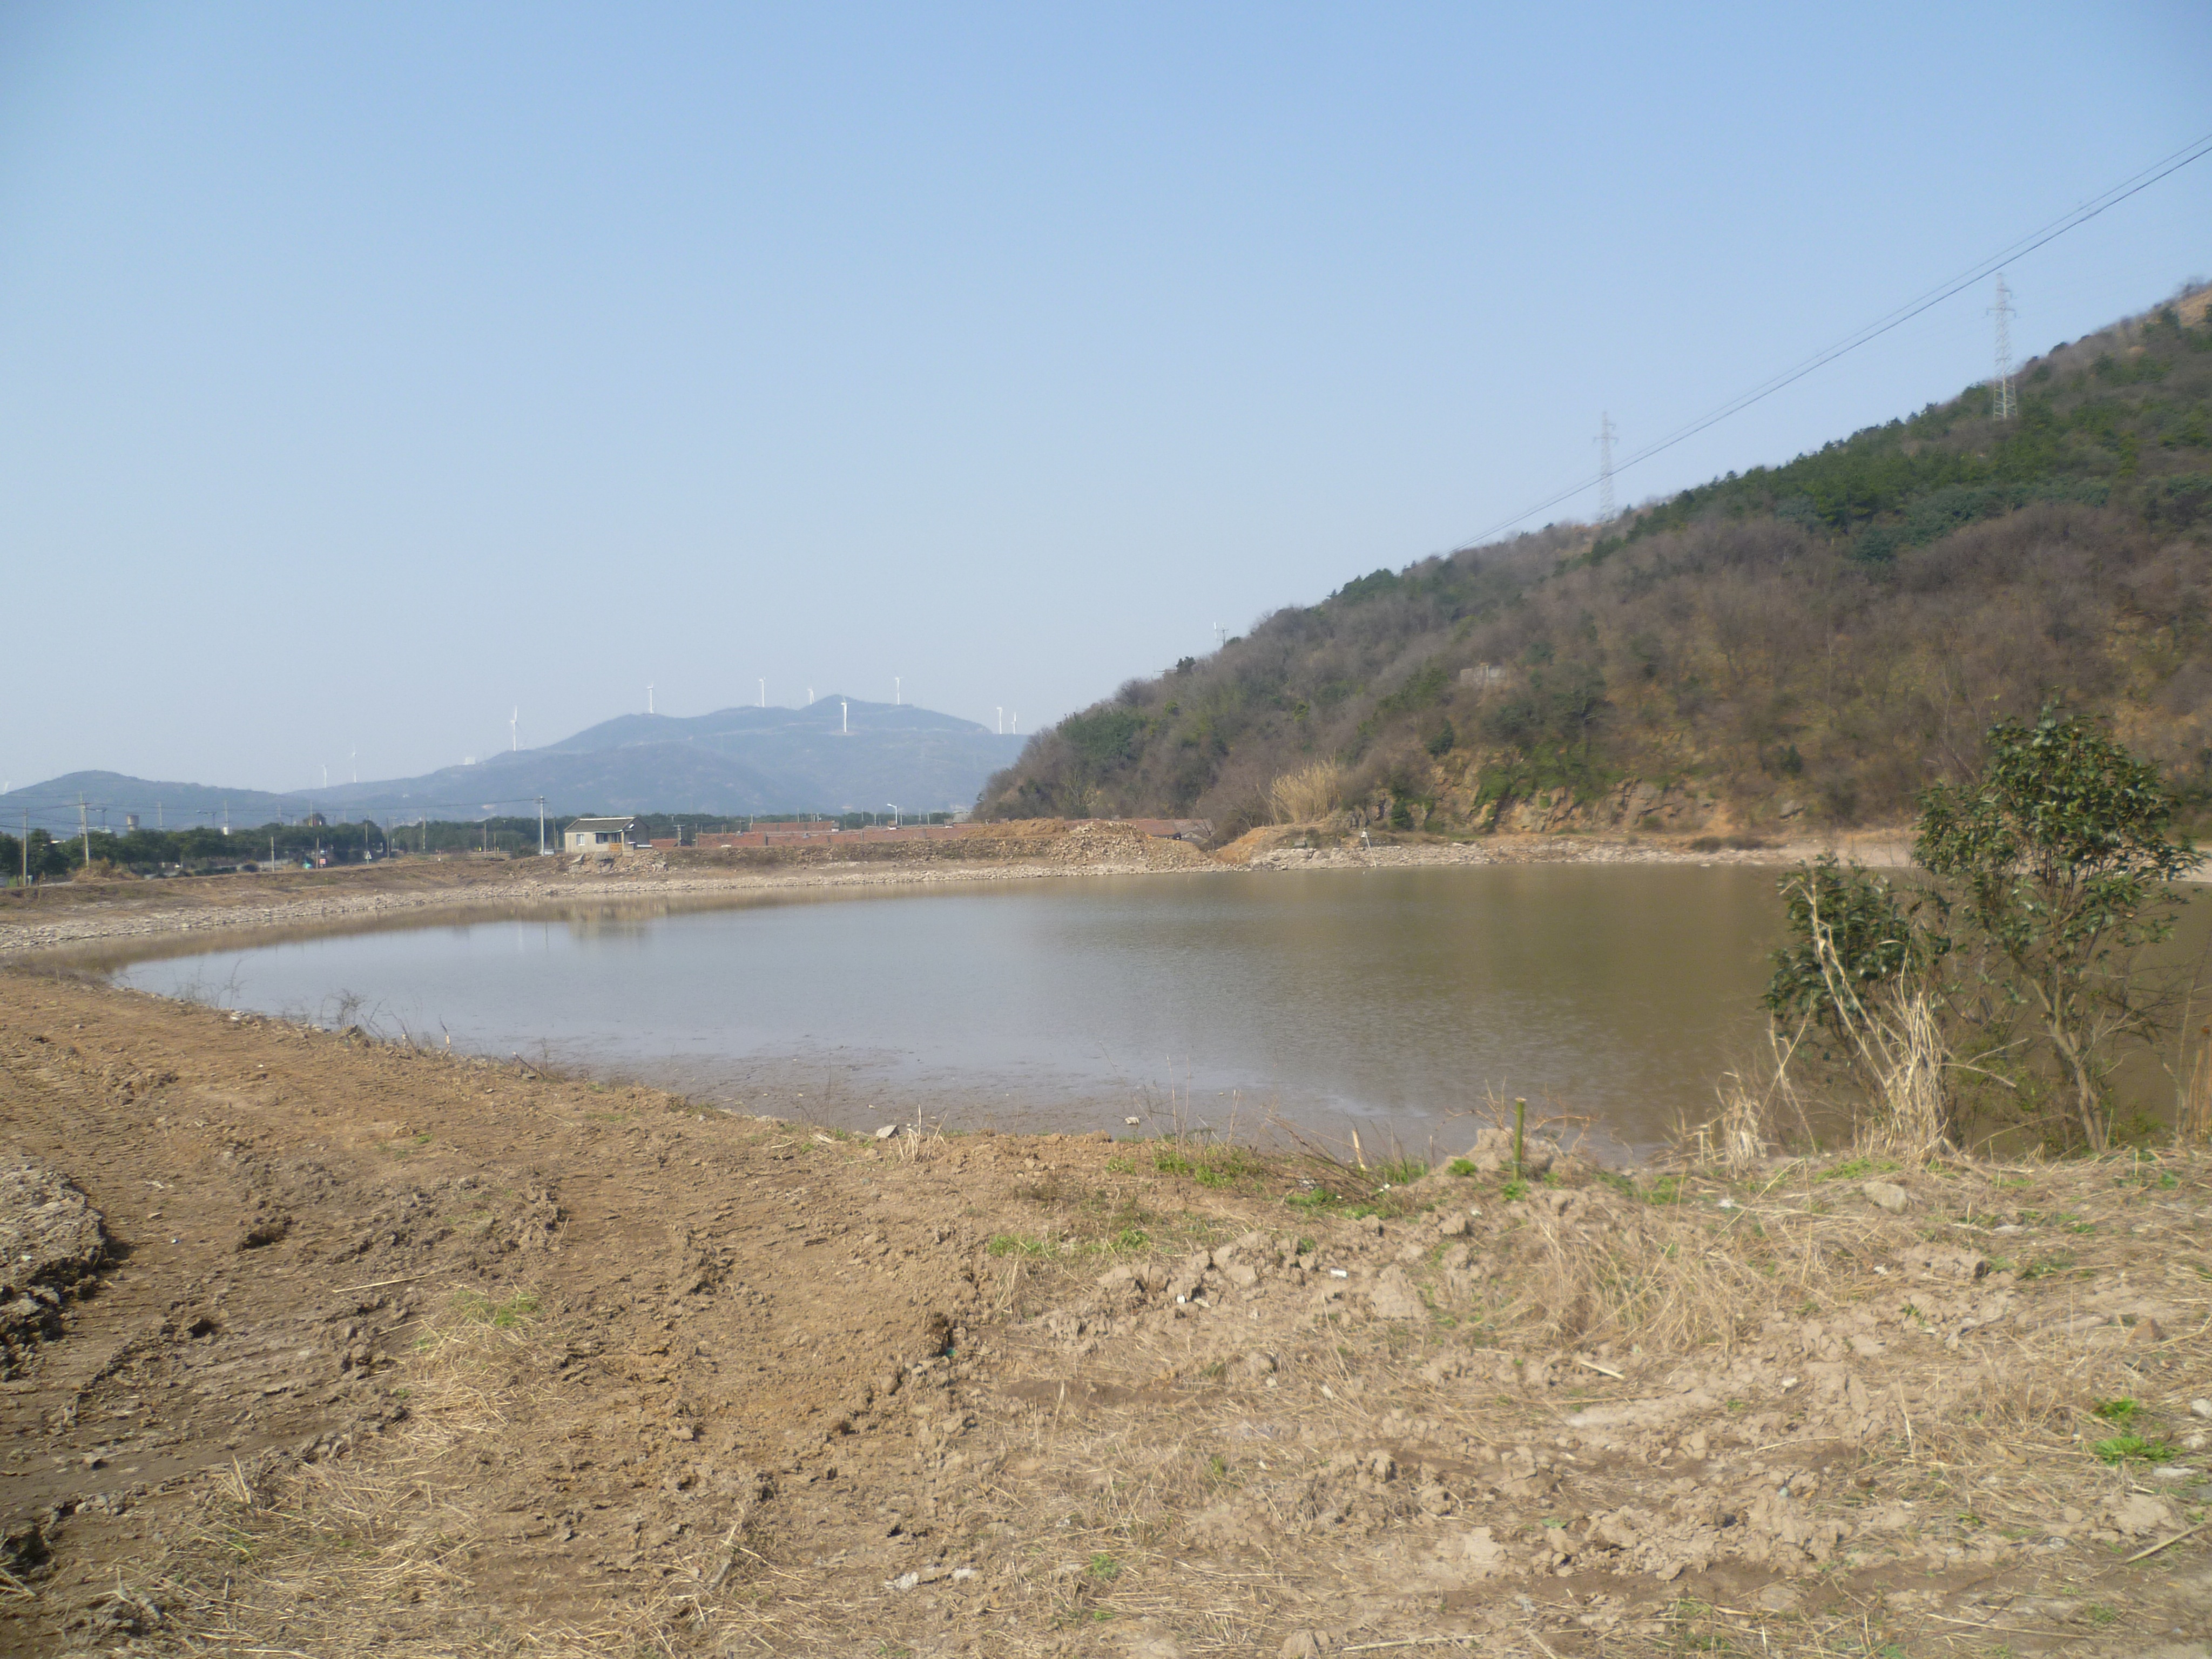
1779, 867, 1958, 1156
2180, 1039, 2212, 1145
1268, 761, 1344, 825
1682, 1023, 1812, 1175
1492, 1170, 1811, 1354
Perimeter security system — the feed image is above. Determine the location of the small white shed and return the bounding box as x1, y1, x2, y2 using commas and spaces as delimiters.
563, 816, 637, 854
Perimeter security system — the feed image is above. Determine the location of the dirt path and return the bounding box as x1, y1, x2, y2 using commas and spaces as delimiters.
3, 971, 2210, 1656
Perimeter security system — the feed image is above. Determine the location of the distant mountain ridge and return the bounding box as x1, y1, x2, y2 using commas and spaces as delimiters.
3, 699, 1024, 833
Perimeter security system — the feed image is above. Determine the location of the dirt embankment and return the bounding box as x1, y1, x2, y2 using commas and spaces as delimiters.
2, 973, 2210, 1656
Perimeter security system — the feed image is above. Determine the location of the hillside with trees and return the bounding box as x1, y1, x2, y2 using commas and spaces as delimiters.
981, 285, 2212, 840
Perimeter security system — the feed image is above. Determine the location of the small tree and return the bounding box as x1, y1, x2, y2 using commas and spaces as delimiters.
1915, 709, 2200, 1150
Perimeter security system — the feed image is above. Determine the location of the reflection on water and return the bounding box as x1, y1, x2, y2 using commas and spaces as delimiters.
117, 866, 1799, 1154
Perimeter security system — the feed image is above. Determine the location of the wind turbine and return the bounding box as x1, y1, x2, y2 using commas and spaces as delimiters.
995, 706, 1003, 735
510, 709, 518, 752
758, 678, 766, 708
647, 684, 655, 714
894, 676, 901, 706
350, 746, 358, 784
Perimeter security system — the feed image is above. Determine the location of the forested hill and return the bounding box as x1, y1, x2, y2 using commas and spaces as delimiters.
981, 285, 2212, 840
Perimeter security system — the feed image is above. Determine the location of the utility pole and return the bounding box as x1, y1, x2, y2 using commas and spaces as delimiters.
536, 795, 547, 856
21, 812, 28, 887
78, 795, 89, 867
1989, 273, 2017, 421
1596, 412, 1618, 522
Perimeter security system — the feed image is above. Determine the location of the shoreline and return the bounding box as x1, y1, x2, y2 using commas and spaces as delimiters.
0, 824, 1917, 965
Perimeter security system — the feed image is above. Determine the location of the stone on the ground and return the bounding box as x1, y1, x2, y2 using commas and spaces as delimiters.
1860, 1181, 1910, 1212
1368, 1265, 1424, 1320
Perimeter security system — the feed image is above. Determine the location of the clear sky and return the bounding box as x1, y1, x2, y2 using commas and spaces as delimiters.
3, 2, 2208, 793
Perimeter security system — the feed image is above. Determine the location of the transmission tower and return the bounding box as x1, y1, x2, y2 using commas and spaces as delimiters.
1595, 412, 1618, 522
1989, 274, 2017, 421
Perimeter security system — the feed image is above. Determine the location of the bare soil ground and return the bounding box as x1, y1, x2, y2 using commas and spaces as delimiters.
2, 968, 2210, 1658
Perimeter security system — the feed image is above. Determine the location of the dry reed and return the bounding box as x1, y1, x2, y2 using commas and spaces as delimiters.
2180, 1039, 2212, 1144
1786, 874, 1955, 1155
1267, 761, 1344, 825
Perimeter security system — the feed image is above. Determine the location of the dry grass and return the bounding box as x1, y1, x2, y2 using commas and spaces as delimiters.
1268, 761, 1345, 825
116, 1137, 2212, 1659
2181, 1040, 2212, 1145
144, 1294, 706, 1659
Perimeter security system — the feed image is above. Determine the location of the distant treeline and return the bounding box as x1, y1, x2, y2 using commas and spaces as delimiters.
1, 821, 392, 881
982, 287, 2212, 838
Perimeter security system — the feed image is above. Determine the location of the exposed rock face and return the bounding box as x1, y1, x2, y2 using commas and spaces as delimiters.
0, 1159, 109, 1372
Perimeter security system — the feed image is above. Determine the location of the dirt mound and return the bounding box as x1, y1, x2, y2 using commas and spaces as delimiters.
2, 973, 2209, 1656
0, 1160, 108, 1374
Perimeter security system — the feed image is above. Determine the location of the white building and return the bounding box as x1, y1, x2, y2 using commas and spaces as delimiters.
562, 815, 637, 854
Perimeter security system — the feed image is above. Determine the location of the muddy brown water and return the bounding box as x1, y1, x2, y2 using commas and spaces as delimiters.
111, 865, 1829, 1157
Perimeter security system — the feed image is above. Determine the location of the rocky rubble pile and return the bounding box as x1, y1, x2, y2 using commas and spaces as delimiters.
0, 1159, 108, 1374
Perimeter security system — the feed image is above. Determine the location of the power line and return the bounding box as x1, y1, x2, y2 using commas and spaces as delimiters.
1464, 126, 2212, 547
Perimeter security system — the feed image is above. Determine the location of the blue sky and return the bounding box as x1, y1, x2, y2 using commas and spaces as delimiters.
3, 2, 2208, 792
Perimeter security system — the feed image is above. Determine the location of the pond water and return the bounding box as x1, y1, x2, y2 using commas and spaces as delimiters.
114, 865, 1801, 1158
